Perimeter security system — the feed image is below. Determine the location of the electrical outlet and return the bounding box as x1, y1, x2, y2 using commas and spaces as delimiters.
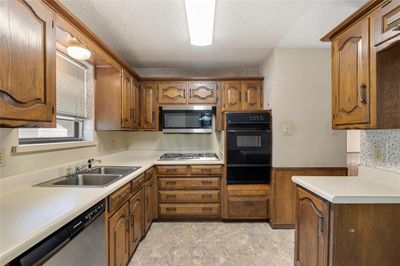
0, 148, 5, 167
373, 146, 384, 162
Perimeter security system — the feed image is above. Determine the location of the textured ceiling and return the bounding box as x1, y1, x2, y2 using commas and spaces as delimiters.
60, 0, 368, 68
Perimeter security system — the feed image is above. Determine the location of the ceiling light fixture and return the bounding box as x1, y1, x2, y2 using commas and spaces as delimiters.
66, 38, 91, 61
185, 0, 216, 46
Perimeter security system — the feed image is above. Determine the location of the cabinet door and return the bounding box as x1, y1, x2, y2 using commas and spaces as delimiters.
332, 18, 370, 127
129, 191, 143, 256
0, 0, 56, 127
121, 70, 132, 129
140, 82, 158, 130
295, 187, 329, 266
158, 81, 187, 104
109, 202, 130, 266
143, 180, 153, 234
374, 1, 400, 45
222, 81, 242, 111
242, 81, 262, 110
188, 82, 217, 104
131, 80, 140, 130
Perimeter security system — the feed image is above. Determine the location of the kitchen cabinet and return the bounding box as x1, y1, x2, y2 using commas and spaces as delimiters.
225, 185, 269, 220
332, 18, 370, 127
222, 81, 263, 111
129, 190, 143, 256
156, 165, 222, 219
140, 81, 158, 130
188, 82, 218, 104
95, 67, 139, 130
143, 168, 156, 234
0, 0, 56, 127
295, 185, 400, 266
158, 81, 188, 104
295, 187, 329, 266
109, 202, 130, 266
323, 0, 400, 129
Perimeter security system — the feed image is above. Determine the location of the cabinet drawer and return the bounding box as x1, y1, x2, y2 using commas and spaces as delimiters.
144, 168, 154, 181
190, 165, 222, 175
131, 174, 144, 194
156, 166, 189, 175
159, 203, 220, 217
227, 197, 268, 219
159, 177, 220, 190
159, 190, 220, 203
109, 183, 131, 212
375, 1, 400, 45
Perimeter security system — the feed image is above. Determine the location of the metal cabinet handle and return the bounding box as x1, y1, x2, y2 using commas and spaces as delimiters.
202, 180, 212, 185
201, 194, 212, 199
130, 214, 134, 226
166, 194, 176, 199
166, 169, 176, 173
120, 191, 129, 199
318, 216, 324, 233
359, 83, 367, 104
201, 169, 211, 172
202, 207, 212, 212
166, 181, 177, 185
166, 207, 176, 212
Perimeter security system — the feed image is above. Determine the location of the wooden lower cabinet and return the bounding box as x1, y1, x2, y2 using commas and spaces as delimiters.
295, 188, 329, 266
109, 202, 130, 266
129, 190, 143, 256
295, 186, 400, 266
143, 179, 155, 234
225, 184, 269, 220
159, 203, 220, 217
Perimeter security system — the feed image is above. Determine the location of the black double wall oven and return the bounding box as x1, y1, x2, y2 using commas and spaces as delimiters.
226, 112, 272, 184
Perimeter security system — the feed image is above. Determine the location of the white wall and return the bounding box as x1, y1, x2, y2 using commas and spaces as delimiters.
347, 130, 361, 153
260, 48, 347, 167
0, 129, 127, 178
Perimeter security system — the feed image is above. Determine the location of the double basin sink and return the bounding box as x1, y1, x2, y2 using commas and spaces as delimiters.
36, 166, 140, 187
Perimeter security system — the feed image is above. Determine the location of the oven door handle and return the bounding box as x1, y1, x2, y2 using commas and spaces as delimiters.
227, 129, 271, 133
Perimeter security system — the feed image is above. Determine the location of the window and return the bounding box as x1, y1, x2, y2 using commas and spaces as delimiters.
19, 52, 91, 144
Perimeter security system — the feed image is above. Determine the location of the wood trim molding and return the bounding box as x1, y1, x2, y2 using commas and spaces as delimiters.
272, 167, 348, 172
140, 76, 264, 82
43, 0, 140, 80
321, 0, 385, 41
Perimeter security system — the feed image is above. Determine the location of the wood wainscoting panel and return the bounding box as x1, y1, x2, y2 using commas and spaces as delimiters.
271, 167, 347, 229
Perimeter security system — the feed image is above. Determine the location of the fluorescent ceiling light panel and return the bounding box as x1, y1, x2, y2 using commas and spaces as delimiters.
185, 0, 216, 46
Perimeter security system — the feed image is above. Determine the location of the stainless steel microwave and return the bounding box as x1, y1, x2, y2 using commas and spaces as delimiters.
161, 106, 213, 133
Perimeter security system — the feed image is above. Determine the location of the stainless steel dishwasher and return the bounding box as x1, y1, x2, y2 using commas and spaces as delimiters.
10, 200, 106, 266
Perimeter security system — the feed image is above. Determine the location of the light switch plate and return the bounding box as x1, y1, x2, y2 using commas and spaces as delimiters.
282, 122, 293, 136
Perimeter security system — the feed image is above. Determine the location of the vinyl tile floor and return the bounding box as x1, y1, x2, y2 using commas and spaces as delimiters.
128, 222, 294, 266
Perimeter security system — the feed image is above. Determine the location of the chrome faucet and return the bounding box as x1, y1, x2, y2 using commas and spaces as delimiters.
67, 158, 102, 176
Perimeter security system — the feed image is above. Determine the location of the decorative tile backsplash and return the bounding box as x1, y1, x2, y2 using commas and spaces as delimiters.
360, 129, 400, 170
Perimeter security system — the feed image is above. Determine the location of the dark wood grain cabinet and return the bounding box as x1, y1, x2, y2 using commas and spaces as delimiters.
0, 0, 56, 127
108, 202, 130, 266
323, 0, 400, 129
143, 172, 156, 234
295, 186, 400, 266
158, 81, 187, 104
129, 190, 143, 256
188, 82, 218, 104
222, 81, 263, 111
140, 81, 158, 130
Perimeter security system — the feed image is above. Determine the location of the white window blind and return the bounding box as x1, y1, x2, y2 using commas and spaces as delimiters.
56, 52, 87, 118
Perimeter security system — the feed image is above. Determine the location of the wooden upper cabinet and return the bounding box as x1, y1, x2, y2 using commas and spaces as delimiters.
332, 18, 370, 127
242, 81, 262, 110
222, 81, 242, 111
374, 1, 400, 45
188, 82, 217, 104
121, 70, 133, 129
109, 202, 130, 266
158, 81, 188, 104
295, 187, 329, 266
140, 81, 158, 130
131, 80, 140, 129
0, 0, 56, 127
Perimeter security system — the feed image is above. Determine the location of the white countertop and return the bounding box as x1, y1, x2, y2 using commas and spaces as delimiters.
292, 166, 400, 204
0, 151, 223, 265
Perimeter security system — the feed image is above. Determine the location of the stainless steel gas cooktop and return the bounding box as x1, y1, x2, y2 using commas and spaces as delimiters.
159, 153, 219, 161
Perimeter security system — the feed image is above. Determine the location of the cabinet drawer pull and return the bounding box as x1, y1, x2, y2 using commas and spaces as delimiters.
166, 194, 176, 199
166, 207, 177, 212
201, 194, 212, 199
119, 191, 129, 199
130, 214, 134, 226
318, 216, 324, 233
166, 169, 176, 173
200, 169, 211, 172
244, 202, 256, 207
166, 181, 177, 185
393, 24, 400, 32
202, 180, 213, 185
202, 207, 212, 212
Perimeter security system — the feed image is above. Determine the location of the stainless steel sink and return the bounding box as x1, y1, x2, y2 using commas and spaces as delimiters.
35, 166, 140, 187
